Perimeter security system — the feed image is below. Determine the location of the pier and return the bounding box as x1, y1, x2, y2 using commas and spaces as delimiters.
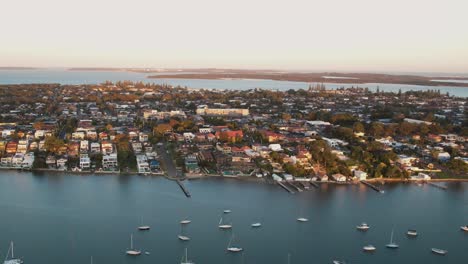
176, 180, 191, 197
287, 181, 303, 192
426, 181, 447, 190
299, 181, 310, 190
360, 181, 385, 193
277, 181, 295, 194
309, 181, 319, 188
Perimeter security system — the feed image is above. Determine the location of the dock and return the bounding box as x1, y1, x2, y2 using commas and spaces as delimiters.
287, 181, 303, 192
176, 179, 191, 197
360, 181, 385, 193
299, 181, 310, 190
426, 182, 447, 190
277, 181, 295, 194
309, 181, 319, 188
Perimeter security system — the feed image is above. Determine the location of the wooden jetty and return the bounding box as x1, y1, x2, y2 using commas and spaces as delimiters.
360, 180, 385, 193
176, 179, 191, 197
426, 181, 447, 190
277, 181, 295, 194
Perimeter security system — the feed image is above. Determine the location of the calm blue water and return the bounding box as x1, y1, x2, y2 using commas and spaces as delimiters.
0, 69, 467, 97
0, 171, 466, 264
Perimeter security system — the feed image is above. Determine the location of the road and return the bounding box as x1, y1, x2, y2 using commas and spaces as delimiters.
157, 143, 182, 178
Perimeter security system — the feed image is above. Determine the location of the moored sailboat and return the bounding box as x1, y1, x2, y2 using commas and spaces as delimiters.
125, 234, 141, 256
227, 234, 243, 252
386, 229, 399, 249
180, 248, 195, 264
218, 217, 232, 229
3, 241, 23, 264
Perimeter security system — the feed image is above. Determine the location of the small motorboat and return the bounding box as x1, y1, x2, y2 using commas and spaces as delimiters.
431, 248, 447, 255
137, 225, 150, 231
297, 218, 309, 222
227, 247, 243, 252
407, 229, 418, 237
223, 210, 231, 214
356, 223, 370, 231
251, 222, 262, 227
332, 260, 346, 264
178, 235, 190, 241
126, 250, 142, 256
363, 245, 376, 252
460, 225, 468, 232
180, 219, 191, 225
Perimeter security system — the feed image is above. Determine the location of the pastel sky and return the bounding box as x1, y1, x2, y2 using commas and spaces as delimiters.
1, 0, 468, 73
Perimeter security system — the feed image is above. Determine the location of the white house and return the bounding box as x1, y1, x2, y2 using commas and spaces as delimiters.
79, 154, 91, 169
332, 173, 347, 182
353, 170, 367, 181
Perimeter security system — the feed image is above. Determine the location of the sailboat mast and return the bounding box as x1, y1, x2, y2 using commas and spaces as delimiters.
390, 229, 394, 243
130, 234, 134, 249
185, 248, 188, 262
11, 241, 14, 259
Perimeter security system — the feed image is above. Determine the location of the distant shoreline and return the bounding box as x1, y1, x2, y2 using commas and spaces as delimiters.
148, 72, 468, 88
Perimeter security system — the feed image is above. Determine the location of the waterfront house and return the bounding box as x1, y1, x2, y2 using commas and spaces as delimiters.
185, 155, 200, 173
79, 154, 91, 170
332, 173, 347, 182
136, 154, 150, 173
353, 170, 367, 181
46, 155, 56, 168
102, 153, 118, 171
56, 157, 68, 170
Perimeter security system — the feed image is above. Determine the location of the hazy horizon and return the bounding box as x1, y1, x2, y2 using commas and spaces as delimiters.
2, 0, 468, 73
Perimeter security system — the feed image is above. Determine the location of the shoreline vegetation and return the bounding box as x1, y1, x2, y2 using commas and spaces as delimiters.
1, 167, 466, 183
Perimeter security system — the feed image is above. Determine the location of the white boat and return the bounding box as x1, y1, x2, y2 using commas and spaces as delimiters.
218, 217, 232, 229
180, 248, 195, 264
460, 225, 468, 232
226, 234, 243, 253
297, 217, 308, 222
407, 229, 418, 237
363, 245, 376, 252
251, 222, 262, 227
125, 234, 141, 256
332, 261, 346, 264
178, 235, 191, 241
386, 229, 399, 249
356, 222, 370, 231
224, 209, 231, 214
3, 242, 23, 264
431, 248, 447, 255
180, 219, 191, 225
